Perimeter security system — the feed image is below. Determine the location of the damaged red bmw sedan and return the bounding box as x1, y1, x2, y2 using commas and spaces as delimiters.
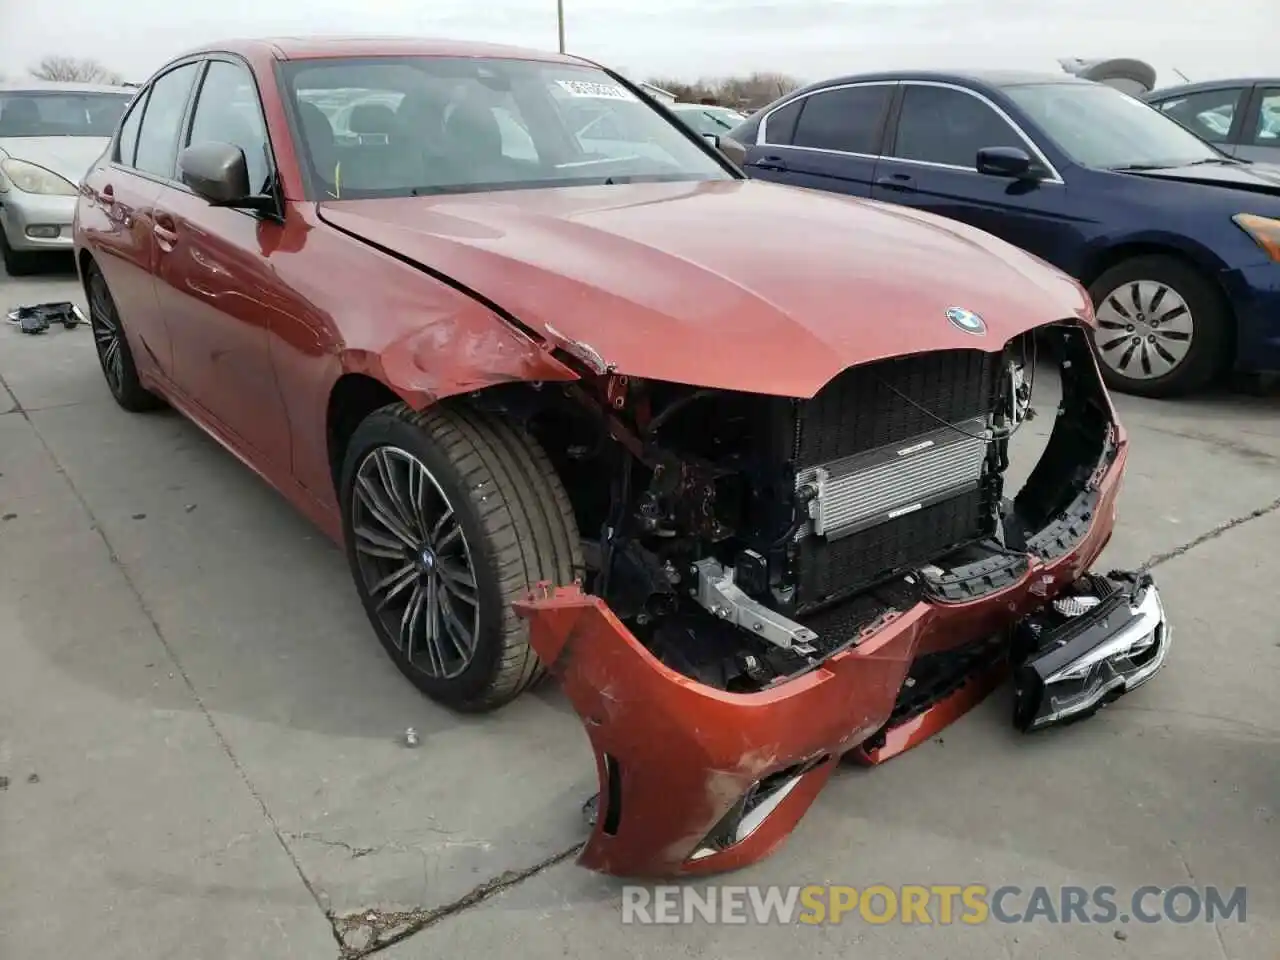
74, 37, 1170, 879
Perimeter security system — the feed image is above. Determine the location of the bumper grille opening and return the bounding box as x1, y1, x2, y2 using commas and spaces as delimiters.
601, 753, 623, 836
788, 350, 1001, 614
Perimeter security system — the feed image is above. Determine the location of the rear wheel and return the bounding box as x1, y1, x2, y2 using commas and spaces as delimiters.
339, 401, 582, 711
1087, 255, 1231, 398
85, 263, 166, 412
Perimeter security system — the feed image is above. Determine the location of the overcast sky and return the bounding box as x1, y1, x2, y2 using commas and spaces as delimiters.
1, 0, 1273, 86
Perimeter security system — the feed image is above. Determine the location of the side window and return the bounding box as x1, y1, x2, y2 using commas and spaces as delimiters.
187, 60, 272, 194
1155, 88, 1247, 143
114, 90, 148, 166
761, 98, 803, 145
134, 62, 200, 179
1247, 88, 1280, 146
892, 85, 1026, 169
791, 85, 891, 154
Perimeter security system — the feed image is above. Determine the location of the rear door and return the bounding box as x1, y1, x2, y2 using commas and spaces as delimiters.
1238, 85, 1280, 163
1149, 85, 1252, 157
741, 82, 895, 197
78, 87, 161, 370
150, 56, 293, 462
78, 63, 203, 382
870, 81, 1084, 271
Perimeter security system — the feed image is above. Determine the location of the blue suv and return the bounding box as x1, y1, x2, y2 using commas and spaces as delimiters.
726, 71, 1280, 397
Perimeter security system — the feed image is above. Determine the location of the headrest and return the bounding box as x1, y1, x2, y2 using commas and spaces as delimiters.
349, 103, 397, 135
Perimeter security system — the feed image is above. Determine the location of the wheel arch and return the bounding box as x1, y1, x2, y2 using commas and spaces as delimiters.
324, 365, 580, 501
1079, 239, 1237, 353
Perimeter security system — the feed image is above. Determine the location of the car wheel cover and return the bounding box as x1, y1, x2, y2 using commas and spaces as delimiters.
1094, 279, 1193, 380
351, 445, 481, 680
88, 273, 125, 396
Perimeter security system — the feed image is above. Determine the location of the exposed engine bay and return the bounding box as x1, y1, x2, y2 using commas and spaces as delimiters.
476, 321, 1118, 696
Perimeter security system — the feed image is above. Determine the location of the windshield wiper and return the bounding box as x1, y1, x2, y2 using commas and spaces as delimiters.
1182, 156, 1243, 167
1108, 163, 1171, 172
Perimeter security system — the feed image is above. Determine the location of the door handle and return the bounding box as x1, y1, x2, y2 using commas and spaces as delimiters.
875, 173, 916, 192
153, 216, 178, 253
754, 155, 789, 172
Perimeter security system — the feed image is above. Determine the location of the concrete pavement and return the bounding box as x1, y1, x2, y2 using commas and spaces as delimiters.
1, 259, 1276, 958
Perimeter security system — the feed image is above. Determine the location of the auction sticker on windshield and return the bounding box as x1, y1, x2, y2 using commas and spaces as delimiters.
557, 79, 638, 101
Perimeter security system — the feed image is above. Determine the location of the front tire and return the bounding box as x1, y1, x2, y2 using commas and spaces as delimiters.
85, 263, 166, 412
339, 402, 583, 712
1087, 255, 1232, 398
1, 230, 40, 276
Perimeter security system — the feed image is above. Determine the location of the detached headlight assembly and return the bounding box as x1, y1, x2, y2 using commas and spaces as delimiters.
1232, 213, 1280, 262
0, 158, 78, 196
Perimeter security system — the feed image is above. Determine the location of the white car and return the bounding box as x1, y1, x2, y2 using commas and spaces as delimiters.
0, 79, 134, 274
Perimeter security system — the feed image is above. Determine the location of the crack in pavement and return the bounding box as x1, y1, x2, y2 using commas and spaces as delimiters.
1139, 495, 1280, 571
6, 388, 336, 941
331, 842, 585, 958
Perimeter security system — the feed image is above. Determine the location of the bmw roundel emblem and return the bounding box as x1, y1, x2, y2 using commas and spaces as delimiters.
946, 306, 987, 336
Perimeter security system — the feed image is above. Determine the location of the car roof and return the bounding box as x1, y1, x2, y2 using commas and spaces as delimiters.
177, 36, 585, 67
0, 78, 134, 95
796, 69, 1090, 92
1145, 78, 1280, 99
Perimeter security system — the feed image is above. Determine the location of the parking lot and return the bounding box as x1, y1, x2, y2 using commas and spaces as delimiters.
1, 257, 1277, 959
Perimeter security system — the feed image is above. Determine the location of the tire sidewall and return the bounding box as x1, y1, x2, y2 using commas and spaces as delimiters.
1087, 256, 1228, 398
338, 408, 514, 707
86, 263, 152, 408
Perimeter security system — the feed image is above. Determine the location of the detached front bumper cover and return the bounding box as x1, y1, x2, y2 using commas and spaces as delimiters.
1012, 570, 1171, 732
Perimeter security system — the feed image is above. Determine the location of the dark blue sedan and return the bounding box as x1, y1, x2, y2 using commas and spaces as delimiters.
726, 71, 1280, 397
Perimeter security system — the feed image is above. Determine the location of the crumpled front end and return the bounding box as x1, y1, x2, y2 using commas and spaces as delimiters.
510, 321, 1169, 878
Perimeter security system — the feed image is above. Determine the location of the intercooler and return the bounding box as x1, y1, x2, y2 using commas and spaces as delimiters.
788, 349, 1002, 613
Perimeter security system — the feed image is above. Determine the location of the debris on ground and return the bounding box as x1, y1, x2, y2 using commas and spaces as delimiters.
404, 727, 419, 748
5, 302, 86, 335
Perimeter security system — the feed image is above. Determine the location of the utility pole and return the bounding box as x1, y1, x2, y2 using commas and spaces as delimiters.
557, 0, 566, 53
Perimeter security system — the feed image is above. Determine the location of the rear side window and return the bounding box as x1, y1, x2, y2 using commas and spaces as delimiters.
1247, 88, 1280, 146
1155, 87, 1247, 143
892, 84, 1024, 169
761, 98, 803, 145
134, 62, 200, 179
115, 90, 148, 166
791, 85, 891, 154
186, 59, 273, 194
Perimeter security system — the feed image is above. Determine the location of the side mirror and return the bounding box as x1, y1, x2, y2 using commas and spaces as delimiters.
976, 146, 1036, 179
179, 141, 275, 213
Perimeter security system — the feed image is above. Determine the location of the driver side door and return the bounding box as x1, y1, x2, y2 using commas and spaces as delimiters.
871, 82, 1089, 272
150, 56, 293, 463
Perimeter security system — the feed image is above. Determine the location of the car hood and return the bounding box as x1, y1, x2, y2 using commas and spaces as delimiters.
1122, 159, 1280, 196
319, 179, 1090, 397
0, 136, 108, 185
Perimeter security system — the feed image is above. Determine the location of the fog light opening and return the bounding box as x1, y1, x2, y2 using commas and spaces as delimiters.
24, 225, 61, 240
688, 754, 829, 861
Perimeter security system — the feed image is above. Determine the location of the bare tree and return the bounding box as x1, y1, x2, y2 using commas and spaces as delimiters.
644, 72, 804, 110
28, 56, 125, 85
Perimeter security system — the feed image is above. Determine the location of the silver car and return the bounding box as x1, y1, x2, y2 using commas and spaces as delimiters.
0, 79, 134, 275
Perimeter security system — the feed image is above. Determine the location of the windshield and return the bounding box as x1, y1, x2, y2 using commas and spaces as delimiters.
282, 56, 733, 199
1005, 82, 1225, 171
0, 91, 132, 138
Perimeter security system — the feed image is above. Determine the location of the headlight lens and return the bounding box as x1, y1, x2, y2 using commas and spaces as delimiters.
1232, 213, 1280, 262
0, 158, 78, 196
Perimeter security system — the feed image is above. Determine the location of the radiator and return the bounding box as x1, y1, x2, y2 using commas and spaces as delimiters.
795, 417, 990, 541
788, 350, 1001, 612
